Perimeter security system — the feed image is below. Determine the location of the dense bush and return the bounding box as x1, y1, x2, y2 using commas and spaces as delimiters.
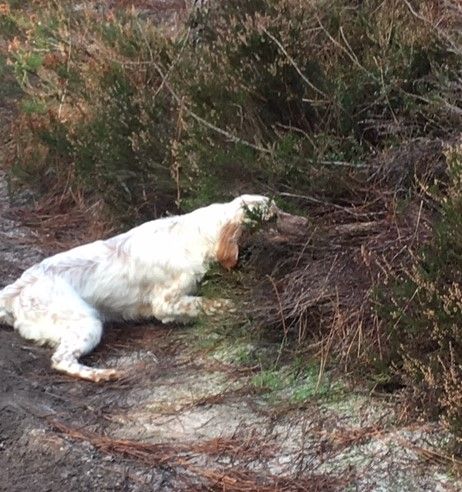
5, 7, 179, 220
378, 142, 462, 444
176, 0, 461, 206
3, 0, 460, 217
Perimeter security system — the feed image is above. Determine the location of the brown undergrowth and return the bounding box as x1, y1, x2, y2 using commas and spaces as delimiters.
244, 180, 433, 372
8, 187, 115, 253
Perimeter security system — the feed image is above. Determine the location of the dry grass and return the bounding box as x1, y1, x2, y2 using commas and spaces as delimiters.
9, 192, 114, 253
244, 179, 433, 373
397, 434, 462, 476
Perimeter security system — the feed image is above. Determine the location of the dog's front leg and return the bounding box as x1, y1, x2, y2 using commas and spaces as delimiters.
201, 298, 236, 315
151, 295, 235, 323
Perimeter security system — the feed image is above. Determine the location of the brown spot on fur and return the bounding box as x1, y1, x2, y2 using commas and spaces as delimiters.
216, 222, 242, 270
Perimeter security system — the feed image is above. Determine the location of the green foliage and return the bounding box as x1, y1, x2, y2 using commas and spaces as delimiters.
4, 5, 179, 220
69, 65, 175, 219
21, 97, 47, 114
4, 0, 459, 220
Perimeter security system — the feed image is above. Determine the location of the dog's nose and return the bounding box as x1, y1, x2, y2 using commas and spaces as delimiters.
268, 201, 279, 215
265, 201, 279, 221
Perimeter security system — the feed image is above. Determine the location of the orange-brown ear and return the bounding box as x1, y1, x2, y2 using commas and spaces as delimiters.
216, 222, 242, 270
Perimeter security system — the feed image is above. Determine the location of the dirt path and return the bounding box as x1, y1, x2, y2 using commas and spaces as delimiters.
1, 166, 461, 491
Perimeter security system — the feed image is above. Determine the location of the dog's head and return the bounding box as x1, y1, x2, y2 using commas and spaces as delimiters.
215, 195, 278, 270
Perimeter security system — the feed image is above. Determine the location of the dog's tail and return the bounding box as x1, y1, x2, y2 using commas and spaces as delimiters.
0, 304, 12, 327
0, 283, 18, 326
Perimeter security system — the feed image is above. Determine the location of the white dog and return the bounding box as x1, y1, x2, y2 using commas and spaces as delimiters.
0, 195, 277, 382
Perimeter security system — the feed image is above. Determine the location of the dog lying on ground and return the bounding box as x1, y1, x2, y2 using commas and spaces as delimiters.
0, 195, 278, 382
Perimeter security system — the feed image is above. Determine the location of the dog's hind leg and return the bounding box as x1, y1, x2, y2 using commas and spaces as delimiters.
13, 276, 121, 382
50, 317, 121, 382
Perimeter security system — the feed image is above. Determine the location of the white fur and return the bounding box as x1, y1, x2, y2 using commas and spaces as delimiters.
0, 195, 273, 381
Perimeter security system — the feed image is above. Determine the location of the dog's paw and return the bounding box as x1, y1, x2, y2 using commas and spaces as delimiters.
89, 368, 122, 383
52, 357, 123, 382
202, 298, 236, 316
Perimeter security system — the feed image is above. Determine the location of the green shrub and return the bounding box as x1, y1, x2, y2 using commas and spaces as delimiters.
174, 0, 460, 203
4, 5, 179, 221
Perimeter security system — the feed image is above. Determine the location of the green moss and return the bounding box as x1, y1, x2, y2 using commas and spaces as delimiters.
20, 98, 47, 114
252, 362, 345, 404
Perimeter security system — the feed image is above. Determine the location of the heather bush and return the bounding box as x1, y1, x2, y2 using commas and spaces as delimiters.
175, 0, 460, 203
5, 4, 178, 220
4, 0, 460, 216
378, 142, 462, 442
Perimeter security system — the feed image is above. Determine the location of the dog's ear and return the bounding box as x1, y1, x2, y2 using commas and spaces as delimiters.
216, 222, 242, 270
